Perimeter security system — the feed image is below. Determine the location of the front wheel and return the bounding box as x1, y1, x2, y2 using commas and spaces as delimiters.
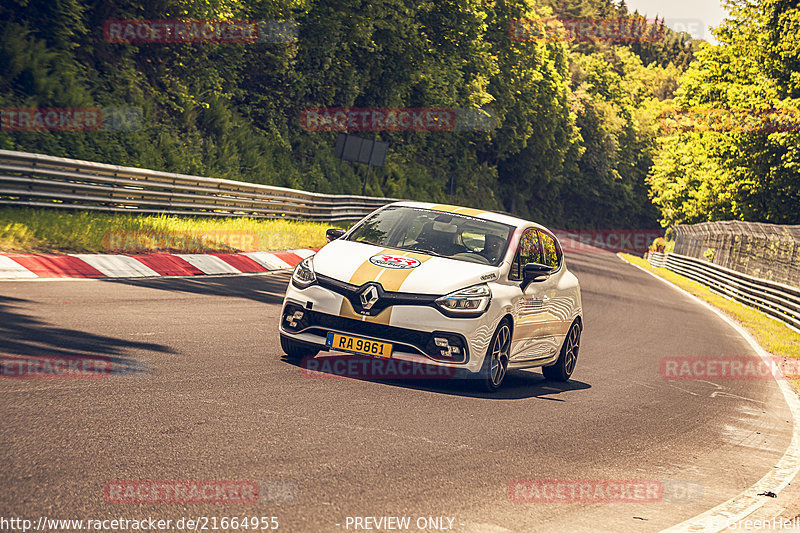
280, 334, 319, 362
479, 321, 512, 392
542, 321, 581, 381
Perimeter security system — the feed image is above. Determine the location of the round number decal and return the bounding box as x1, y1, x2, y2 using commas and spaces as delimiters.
369, 254, 421, 269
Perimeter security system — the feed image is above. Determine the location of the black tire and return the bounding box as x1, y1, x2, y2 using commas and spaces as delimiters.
280, 334, 319, 362
542, 321, 581, 381
479, 320, 512, 392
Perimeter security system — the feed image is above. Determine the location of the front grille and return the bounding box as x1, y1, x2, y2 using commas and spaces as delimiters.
316, 274, 439, 317
308, 310, 430, 348
282, 304, 468, 363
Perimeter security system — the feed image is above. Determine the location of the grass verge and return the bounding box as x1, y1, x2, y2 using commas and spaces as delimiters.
620, 253, 800, 390
0, 208, 338, 253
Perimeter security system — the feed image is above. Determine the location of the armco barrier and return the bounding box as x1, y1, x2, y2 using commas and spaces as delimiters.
0, 150, 395, 221
646, 251, 668, 268
647, 251, 800, 331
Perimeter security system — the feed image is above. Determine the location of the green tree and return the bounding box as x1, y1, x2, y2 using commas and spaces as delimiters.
648, 0, 800, 226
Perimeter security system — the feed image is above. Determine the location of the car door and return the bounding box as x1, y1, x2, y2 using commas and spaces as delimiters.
537, 230, 573, 345
508, 228, 561, 362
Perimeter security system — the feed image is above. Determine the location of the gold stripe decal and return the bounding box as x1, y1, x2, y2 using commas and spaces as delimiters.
431, 204, 487, 217
348, 248, 393, 287
347, 249, 431, 290
339, 249, 432, 324
339, 297, 392, 325
373, 251, 430, 291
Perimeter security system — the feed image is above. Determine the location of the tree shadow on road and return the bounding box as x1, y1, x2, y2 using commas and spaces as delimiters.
0, 294, 173, 376
101, 273, 289, 305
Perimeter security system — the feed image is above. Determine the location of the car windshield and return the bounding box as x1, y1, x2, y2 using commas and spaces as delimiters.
345, 206, 513, 266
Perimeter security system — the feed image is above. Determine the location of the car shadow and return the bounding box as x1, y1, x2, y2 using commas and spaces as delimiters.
373, 371, 592, 400
282, 354, 591, 400
0, 294, 173, 376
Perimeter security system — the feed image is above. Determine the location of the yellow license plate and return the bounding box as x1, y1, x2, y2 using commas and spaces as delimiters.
326, 332, 393, 358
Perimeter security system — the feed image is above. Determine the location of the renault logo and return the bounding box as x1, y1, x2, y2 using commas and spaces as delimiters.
359, 285, 380, 310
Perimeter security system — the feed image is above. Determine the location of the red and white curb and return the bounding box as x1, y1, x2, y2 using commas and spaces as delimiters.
0, 249, 317, 280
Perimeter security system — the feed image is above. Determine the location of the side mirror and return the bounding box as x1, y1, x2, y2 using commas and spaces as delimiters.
326, 228, 346, 242
522, 262, 552, 288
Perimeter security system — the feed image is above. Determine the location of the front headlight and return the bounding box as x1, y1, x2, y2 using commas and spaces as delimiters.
291, 256, 316, 288
435, 284, 491, 316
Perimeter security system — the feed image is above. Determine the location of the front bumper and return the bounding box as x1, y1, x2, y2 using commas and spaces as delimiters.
280, 282, 498, 375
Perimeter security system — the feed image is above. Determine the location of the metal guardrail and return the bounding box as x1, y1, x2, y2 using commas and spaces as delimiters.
647, 251, 800, 331
0, 150, 396, 221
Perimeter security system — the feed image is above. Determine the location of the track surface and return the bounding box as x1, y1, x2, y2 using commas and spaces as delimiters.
0, 251, 794, 532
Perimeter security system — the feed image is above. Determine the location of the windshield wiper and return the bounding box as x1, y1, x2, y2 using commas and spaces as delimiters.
394, 245, 447, 259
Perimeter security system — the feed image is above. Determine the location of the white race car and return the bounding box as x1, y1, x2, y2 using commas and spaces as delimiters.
279, 202, 582, 391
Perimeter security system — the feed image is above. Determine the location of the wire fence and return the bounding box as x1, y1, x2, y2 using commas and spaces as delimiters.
674, 221, 800, 289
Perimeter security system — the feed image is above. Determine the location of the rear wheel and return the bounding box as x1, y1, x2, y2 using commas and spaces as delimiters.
280, 334, 319, 362
542, 321, 581, 381
479, 321, 511, 392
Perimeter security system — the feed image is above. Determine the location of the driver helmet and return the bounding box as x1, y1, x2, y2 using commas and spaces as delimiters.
482, 234, 505, 262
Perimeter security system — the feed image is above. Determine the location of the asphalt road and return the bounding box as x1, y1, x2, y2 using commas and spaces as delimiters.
0, 251, 794, 533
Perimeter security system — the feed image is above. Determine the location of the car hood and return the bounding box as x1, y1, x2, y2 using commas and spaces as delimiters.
312, 240, 502, 295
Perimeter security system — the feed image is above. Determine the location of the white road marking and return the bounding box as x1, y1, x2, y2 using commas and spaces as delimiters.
258, 408, 472, 451
710, 391, 766, 404
618, 254, 800, 533
666, 383, 700, 396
